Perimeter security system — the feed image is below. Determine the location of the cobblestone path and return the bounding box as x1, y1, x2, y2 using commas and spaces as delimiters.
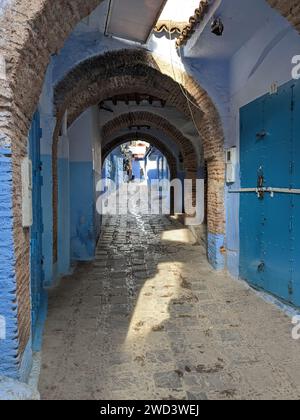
39, 214, 300, 400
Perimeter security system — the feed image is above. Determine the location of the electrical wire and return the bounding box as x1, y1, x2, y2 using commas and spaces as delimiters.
168, 25, 203, 112
167, 24, 203, 135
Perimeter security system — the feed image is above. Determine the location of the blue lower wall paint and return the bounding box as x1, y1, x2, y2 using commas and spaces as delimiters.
41, 154, 53, 286
19, 339, 33, 382
58, 158, 71, 275
226, 250, 240, 278
132, 159, 142, 179
70, 161, 96, 261
0, 149, 23, 379
226, 188, 240, 277
207, 232, 225, 270
94, 170, 102, 242
32, 290, 48, 352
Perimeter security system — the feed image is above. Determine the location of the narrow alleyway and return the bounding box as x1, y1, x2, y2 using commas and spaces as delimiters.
39, 215, 300, 400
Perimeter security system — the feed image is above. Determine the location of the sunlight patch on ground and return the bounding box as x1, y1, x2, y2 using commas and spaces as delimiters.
124, 262, 184, 346
161, 228, 197, 244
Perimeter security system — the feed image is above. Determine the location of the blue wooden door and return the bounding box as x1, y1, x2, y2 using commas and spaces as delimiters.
291, 82, 300, 306
29, 111, 44, 333
240, 80, 300, 307
240, 97, 266, 290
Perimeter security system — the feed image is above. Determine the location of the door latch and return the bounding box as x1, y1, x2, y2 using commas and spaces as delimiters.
257, 174, 265, 199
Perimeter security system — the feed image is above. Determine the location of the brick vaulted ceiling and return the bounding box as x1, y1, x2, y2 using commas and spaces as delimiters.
102, 132, 177, 180
101, 112, 198, 174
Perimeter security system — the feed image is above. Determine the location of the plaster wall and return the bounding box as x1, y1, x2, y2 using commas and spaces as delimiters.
68, 107, 101, 261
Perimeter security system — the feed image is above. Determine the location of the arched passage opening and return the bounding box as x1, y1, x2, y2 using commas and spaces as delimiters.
52, 49, 225, 270
101, 112, 198, 173
102, 138, 172, 213
102, 133, 177, 181
102, 133, 179, 218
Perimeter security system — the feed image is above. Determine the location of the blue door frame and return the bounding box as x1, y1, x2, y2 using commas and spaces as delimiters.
240, 80, 300, 307
29, 111, 45, 343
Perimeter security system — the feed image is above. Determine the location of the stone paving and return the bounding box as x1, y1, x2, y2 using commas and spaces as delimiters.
39, 214, 300, 400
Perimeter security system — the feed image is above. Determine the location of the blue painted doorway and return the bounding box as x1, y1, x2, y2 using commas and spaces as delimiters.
29, 111, 45, 337
240, 80, 300, 307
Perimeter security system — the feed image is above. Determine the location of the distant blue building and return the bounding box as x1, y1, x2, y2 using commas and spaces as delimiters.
102, 146, 124, 186
145, 147, 169, 184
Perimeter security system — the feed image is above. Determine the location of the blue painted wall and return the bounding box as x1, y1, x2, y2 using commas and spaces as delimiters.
0, 148, 22, 379
132, 159, 142, 180
40, 155, 53, 286
58, 156, 71, 275
146, 148, 169, 184
207, 233, 225, 271
103, 148, 124, 185
68, 107, 102, 262
225, 9, 300, 278
70, 161, 96, 261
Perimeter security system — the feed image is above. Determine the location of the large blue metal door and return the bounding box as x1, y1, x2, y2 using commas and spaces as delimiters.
29, 111, 44, 333
291, 82, 300, 305
240, 80, 300, 307
240, 98, 266, 290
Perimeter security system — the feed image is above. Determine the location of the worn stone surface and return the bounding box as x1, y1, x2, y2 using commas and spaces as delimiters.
39, 214, 300, 400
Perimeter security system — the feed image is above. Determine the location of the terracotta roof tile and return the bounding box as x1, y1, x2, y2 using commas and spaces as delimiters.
154, 20, 187, 34
154, 1, 210, 47
176, 0, 209, 47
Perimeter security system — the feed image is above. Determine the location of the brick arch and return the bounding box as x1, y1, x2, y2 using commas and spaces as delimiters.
102, 133, 177, 181
103, 132, 180, 216
0, 0, 105, 364
102, 112, 198, 175
52, 49, 225, 264
1, 0, 299, 127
